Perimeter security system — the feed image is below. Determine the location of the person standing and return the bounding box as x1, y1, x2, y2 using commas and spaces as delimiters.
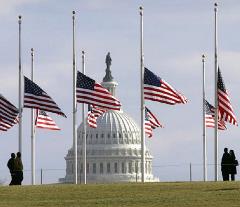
229, 150, 238, 181
7, 153, 16, 185
221, 148, 231, 181
15, 152, 23, 185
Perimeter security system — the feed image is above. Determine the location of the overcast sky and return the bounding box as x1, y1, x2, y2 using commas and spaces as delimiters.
1, 0, 240, 184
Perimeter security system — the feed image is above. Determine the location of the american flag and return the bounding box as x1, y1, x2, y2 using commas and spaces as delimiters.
145, 107, 163, 138
76, 71, 121, 110
87, 105, 106, 128
0, 94, 19, 131
24, 76, 66, 117
218, 69, 237, 126
35, 109, 60, 130
144, 68, 187, 105
205, 100, 226, 130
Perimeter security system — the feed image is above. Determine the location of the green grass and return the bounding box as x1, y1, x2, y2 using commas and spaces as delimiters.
0, 182, 240, 207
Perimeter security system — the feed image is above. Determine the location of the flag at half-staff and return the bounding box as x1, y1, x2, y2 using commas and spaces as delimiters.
144, 106, 163, 138
24, 76, 66, 117
87, 105, 106, 128
218, 69, 237, 126
144, 68, 187, 105
35, 109, 60, 130
76, 71, 121, 110
205, 100, 226, 130
0, 94, 19, 131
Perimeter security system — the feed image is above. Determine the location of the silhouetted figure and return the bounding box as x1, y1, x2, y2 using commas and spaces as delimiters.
221, 148, 231, 181
229, 150, 238, 181
15, 152, 23, 185
7, 153, 16, 185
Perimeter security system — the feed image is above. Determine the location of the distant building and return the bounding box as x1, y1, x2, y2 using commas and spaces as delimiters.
61, 53, 158, 183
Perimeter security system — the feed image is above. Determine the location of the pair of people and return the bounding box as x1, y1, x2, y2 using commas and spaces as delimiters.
221, 148, 238, 181
7, 152, 23, 185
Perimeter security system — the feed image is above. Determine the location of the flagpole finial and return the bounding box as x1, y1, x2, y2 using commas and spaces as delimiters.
82, 51, 85, 55
202, 54, 206, 61
139, 6, 143, 15
214, 3, 218, 11
31, 48, 34, 56
72, 11, 75, 20
18, 15, 22, 23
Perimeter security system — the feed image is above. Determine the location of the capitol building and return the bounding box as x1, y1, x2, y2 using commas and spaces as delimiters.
61, 53, 158, 183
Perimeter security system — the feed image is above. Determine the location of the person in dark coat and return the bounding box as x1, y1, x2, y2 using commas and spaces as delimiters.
15, 152, 23, 185
7, 153, 16, 185
229, 150, 238, 181
221, 148, 231, 181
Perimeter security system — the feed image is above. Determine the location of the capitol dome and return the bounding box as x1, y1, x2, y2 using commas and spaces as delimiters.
62, 53, 158, 183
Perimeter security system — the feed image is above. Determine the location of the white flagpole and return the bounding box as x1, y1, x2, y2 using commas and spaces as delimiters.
31, 48, 36, 185
82, 51, 86, 184
18, 15, 23, 153
72, 11, 78, 184
214, 3, 219, 181
202, 54, 207, 181
140, 6, 145, 183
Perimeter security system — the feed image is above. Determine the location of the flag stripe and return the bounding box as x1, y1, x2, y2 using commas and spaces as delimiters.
35, 110, 60, 130
0, 94, 19, 132
76, 71, 121, 111
24, 77, 66, 117
143, 68, 187, 105
144, 107, 163, 138
87, 105, 106, 128
218, 69, 237, 126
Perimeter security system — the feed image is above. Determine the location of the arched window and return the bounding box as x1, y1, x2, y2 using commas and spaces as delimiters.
128, 162, 132, 174
121, 162, 125, 173
107, 163, 111, 173
93, 163, 96, 174
114, 162, 118, 173
87, 163, 89, 174
100, 163, 103, 174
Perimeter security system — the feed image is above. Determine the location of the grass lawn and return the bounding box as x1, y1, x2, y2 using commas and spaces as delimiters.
0, 182, 239, 207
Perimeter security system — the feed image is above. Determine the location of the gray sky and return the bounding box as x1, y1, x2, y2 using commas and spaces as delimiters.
1, 0, 240, 184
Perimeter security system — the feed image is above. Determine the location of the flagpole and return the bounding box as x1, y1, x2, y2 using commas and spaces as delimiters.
18, 15, 22, 153
72, 10, 78, 184
202, 54, 207, 181
31, 48, 36, 185
214, 3, 219, 181
82, 51, 86, 184
140, 6, 145, 183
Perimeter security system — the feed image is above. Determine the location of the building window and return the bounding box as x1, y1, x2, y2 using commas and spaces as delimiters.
135, 161, 138, 173
128, 162, 132, 174
80, 163, 83, 173
121, 162, 125, 173
113, 133, 116, 138
87, 163, 89, 174
100, 163, 103, 174
114, 162, 118, 173
108, 134, 110, 138
71, 163, 74, 174
96, 134, 98, 138
93, 163, 96, 174
119, 133, 122, 138
107, 163, 111, 173
101, 134, 104, 138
